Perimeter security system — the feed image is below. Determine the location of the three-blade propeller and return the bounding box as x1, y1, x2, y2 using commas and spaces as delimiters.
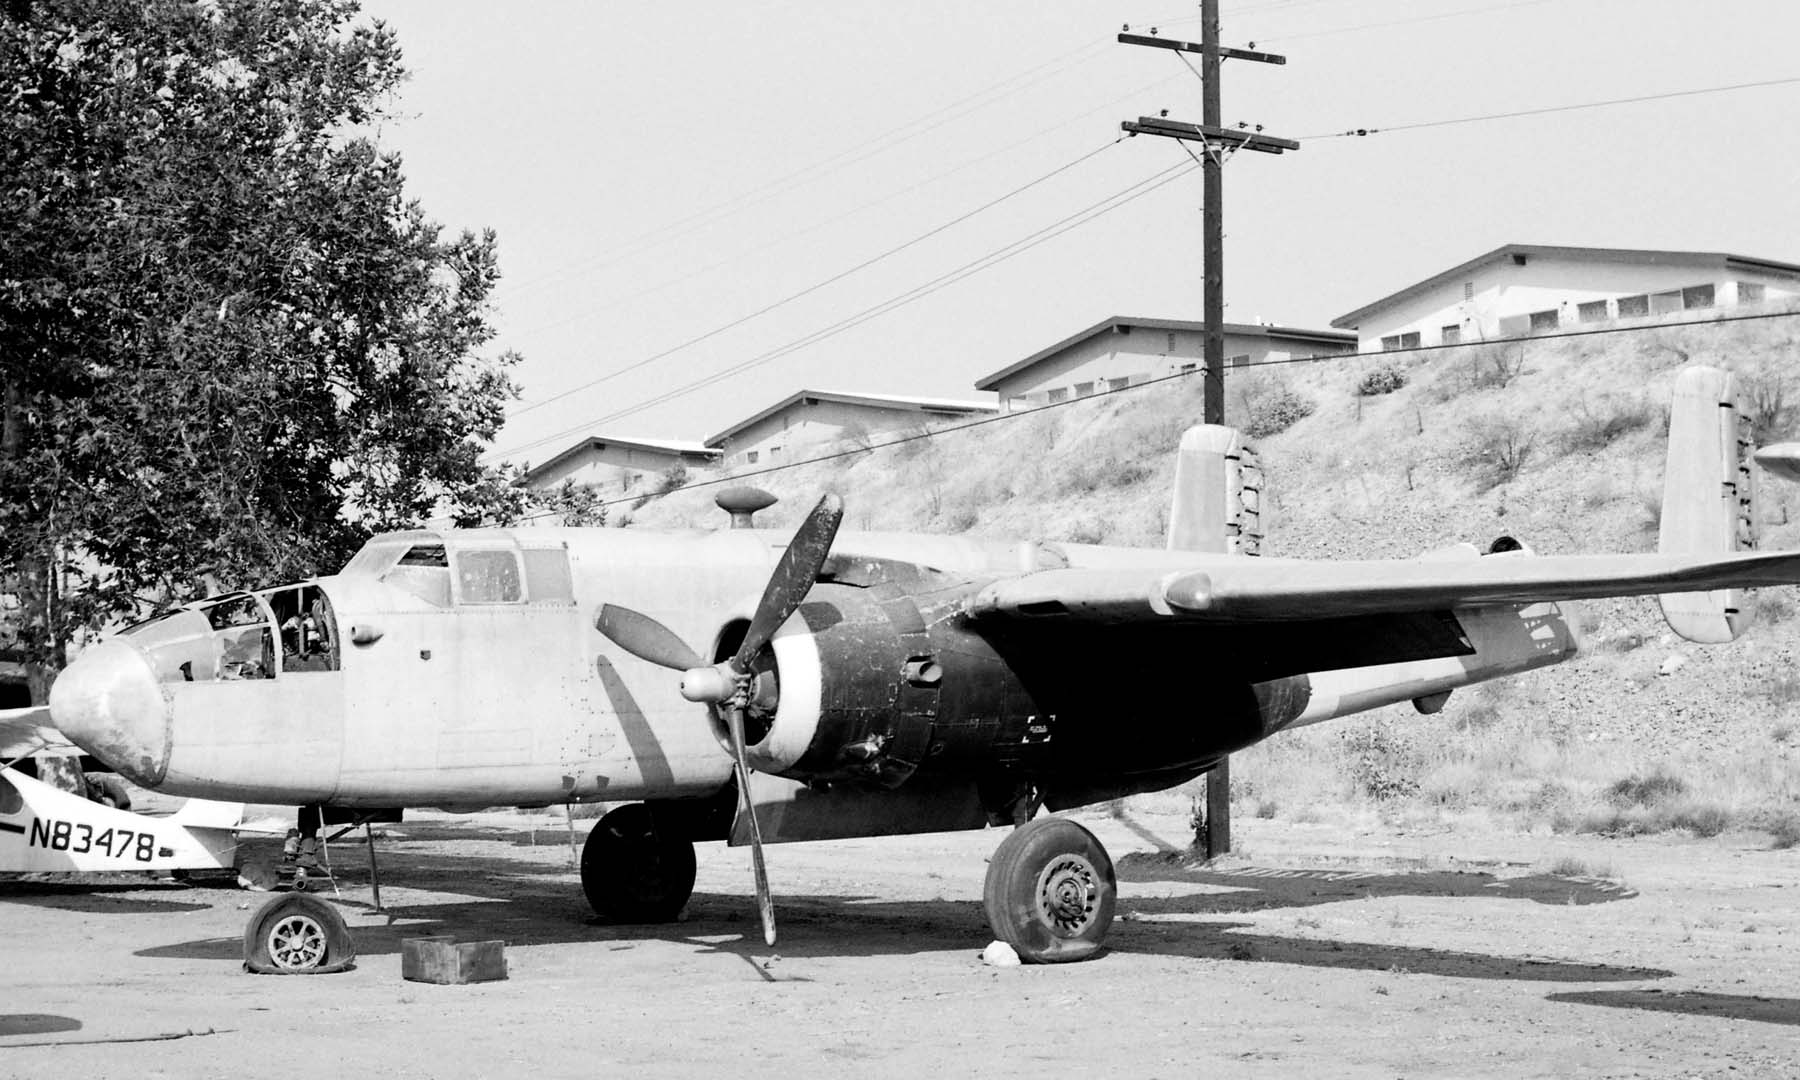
593, 493, 844, 947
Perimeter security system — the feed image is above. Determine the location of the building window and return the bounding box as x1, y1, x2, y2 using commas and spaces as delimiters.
1739, 282, 1766, 304
1074, 381, 1095, 398
1463, 281, 1474, 300
1577, 300, 1609, 323
746, 451, 759, 464
1228, 354, 1250, 369
1650, 290, 1684, 315
1046, 387, 1069, 403
1440, 325, 1461, 345
1529, 310, 1560, 332
768, 445, 781, 459
1179, 363, 1197, 373
1682, 284, 1715, 310
1167, 332, 1177, 353
1380, 332, 1420, 351
1617, 294, 1649, 318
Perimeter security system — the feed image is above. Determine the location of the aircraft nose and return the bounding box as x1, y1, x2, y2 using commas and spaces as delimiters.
48, 641, 171, 787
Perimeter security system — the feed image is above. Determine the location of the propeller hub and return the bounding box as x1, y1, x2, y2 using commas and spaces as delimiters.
679, 664, 737, 704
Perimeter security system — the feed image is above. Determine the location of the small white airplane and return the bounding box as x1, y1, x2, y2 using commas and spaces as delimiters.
40, 366, 1791, 968
0, 763, 241, 876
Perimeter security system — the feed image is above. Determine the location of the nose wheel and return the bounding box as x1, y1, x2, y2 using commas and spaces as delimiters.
242, 893, 356, 974
983, 816, 1117, 963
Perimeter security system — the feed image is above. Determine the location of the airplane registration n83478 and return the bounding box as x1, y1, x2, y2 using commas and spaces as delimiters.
43, 366, 1797, 964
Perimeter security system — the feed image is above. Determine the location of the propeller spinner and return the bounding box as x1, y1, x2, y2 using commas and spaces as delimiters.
593, 493, 844, 946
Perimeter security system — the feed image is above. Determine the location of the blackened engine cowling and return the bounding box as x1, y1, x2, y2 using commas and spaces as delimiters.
755, 580, 1027, 787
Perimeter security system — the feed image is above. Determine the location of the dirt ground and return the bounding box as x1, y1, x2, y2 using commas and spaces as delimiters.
2, 806, 1798, 1080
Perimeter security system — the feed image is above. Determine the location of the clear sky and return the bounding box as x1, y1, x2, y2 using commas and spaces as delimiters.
354, 0, 1800, 465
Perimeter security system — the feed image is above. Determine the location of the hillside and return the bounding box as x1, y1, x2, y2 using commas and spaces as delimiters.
630, 308, 1800, 845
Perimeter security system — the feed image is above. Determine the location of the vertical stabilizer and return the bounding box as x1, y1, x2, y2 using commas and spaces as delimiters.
1167, 424, 1260, 554
1659, 366, 1757, 643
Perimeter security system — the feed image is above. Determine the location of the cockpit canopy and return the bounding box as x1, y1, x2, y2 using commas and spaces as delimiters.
119, 583, 338, 684
342, 530, 575, 609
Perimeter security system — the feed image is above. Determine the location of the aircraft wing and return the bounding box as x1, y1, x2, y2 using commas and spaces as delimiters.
0, 705, 77, 760
963, 549, 1800, 624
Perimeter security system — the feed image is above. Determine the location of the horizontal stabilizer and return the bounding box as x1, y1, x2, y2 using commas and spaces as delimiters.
1659, 366, 1756, 643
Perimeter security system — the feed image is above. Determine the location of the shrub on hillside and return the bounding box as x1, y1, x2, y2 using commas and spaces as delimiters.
1561, 393, 1655, 453
1456, 413, 1537, 489
1355, 364, 1407, 397
1236, 378, 1315, 438
1740, 369, 1792, 439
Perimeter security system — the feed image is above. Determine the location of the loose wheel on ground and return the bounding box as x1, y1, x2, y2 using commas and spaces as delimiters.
243, 893, 356, 974
581, 803, 696, 923
983, 815, 1117, 963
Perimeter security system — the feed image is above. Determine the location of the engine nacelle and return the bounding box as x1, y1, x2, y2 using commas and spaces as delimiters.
753, 579, 1024, 788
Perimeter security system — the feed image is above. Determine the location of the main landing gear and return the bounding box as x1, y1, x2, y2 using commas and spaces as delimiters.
983, 816, 1117, 963
580, 804, 1120, 962
581, 804, 697, 923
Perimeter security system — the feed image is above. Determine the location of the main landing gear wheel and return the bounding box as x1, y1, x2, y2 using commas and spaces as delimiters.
983, 816, 1117, 964
242, 893, 356, 974
582, 803, 696, 923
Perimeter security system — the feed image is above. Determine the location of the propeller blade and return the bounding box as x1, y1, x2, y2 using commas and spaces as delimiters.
725, 705, 777, 946
594, 604, 705, 671
734, 493, 844, 670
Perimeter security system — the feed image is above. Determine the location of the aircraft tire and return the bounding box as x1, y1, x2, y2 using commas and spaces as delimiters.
242, 893, 356, 975
582, 803, 696, 923
982, 816, 1116, 964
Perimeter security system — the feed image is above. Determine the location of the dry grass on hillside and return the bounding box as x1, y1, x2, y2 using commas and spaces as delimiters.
630, 306, 1800, 847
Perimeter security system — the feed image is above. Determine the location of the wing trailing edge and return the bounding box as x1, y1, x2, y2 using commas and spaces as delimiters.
964, 549, 1800, 625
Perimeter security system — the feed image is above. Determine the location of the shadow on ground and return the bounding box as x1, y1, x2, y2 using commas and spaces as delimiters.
0, 880, 211, 914
1548, 989, 1800, 1026
128, 835, 1670, 984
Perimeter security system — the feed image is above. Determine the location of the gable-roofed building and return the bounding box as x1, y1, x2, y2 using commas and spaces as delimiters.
706, 390, 995, 467
524, 435, 719, 498
973, 316, 1355, 413
1331, 244, 1800, 352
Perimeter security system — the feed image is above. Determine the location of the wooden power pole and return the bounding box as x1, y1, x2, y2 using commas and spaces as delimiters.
1119, 1, 1296, 860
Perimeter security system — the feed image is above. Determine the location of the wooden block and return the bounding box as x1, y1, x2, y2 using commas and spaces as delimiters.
401, 936, 508, 984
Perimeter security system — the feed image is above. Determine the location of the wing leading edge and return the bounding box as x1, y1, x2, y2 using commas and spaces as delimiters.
963, 550, 1800, 625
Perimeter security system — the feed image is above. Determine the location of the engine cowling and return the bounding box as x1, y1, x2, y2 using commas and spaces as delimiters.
750, 580, 1025, 788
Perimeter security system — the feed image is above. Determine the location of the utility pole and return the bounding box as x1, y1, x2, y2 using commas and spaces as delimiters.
1119, 0, 1295, 861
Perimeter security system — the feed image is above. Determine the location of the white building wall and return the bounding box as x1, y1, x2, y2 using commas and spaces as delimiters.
1352, 255, 1800, 351
723, 401, 973, 465
993, 327, 1352, 409
530, 445, 699, 496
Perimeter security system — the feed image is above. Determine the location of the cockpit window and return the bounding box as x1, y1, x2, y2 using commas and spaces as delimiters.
381, 543, 452, 607
397, 544, 447, 567
200, 594, 274, 680
454, 549, 522, 604
261, 584, 339, 673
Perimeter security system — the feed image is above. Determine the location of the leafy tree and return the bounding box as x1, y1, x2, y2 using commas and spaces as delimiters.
0, 0, 520, 692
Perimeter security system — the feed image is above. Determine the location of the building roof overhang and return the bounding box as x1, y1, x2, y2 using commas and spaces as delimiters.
1329, 243, 1800, 330
704, 390, 997, 448
971, 315, 1356, 391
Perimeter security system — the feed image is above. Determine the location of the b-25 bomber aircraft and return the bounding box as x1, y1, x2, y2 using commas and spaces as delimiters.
42, 366, 1800, 968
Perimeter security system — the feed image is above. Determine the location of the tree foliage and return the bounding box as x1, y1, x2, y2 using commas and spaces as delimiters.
0, 0, 519, 681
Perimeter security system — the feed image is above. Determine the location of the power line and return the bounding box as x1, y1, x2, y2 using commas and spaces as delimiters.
525, 305, 1800, 516
505, 139, 1123, 420
491, 158, 1203, 462
1304, 74, 1800, 140
494, 38, 1113, 302
502, 73, 1190, 344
